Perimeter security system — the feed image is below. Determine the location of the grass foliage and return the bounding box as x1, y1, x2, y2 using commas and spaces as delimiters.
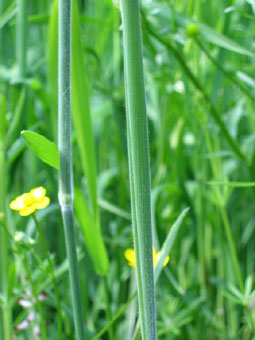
0, 0, 255, 339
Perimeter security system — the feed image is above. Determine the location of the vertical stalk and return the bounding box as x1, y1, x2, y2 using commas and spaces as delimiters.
0, 0, 6, 65
0, 100, 12, 340
17, 0, 28, 78
120, 1, 157, 340
58, 0, 85, 339
219, 207, 243, 291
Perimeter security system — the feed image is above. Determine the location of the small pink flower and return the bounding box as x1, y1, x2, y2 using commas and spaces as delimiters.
15, 320, 30, 330
34, 325, 41, 337
18, 299, 33, 308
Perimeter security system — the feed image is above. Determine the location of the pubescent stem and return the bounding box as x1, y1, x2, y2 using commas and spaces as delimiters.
0, 141, 12, 340
58, 0, 86, 338
60, 205, 85, 339
17, 0, 28, 78
120, 1, 157, 339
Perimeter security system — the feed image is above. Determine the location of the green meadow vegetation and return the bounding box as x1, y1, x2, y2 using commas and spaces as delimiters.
0, 0, 255, 339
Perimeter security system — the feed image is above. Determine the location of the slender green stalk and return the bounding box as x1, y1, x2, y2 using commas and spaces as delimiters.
0, 166, 12, 340
17, 0, 28, 78
32, 215, 63, 340
219, 207, 243, 291
0, 0, 6, 65
120, 1, 157, 340
58, 0, 85, 339
0, 109, 12, 340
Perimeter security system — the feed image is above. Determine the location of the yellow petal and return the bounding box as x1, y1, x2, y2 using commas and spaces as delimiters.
124, 248, 136, 267
9, 194, 28, 210
152, 246, 157, 268
35, 197, 50, 210
22, 193, 35, 206
19, 205, 37, 216
30, 187, 46, 200
10, 199, 23, 211
163, 256, 170, 266
155, 251, 169, 267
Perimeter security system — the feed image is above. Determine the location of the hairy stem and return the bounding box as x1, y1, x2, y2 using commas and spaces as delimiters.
17, 0, 28, 78
120, 1, 157, 339
0, 145, 12, 340
58, 0, 85, 339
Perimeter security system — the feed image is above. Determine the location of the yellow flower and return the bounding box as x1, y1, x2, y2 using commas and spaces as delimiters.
10, 187, 50, 216
124, 246, 169, 268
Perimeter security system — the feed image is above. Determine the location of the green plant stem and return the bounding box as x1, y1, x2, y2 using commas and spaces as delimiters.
61, 207, 85, 339
17, 0, 28, 78
120, 1, 157, 340
32, 214, 63, 340
219, 208, 243, 291
194, 38, 253, 101
0, 0, 6, 65
0, 143, 12, 340
58, 0, 85, 339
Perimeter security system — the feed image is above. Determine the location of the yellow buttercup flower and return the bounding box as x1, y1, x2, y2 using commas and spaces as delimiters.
10, 187, 50, 216
124, 246, 169, 268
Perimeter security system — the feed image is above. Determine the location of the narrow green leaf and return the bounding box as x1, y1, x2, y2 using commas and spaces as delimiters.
0, 93, 7, 143
7, 263, 16, 301
155, 208, 190, 282
244, 276, 253, 298
6, 88, 26, 144
196, 21, 254, 57
71, 0, 98, 220
207, 181, 255, 187
28, 14, 49, 24
98, 198, 131, 220
0, 1, 17, 29
47, 0, 58, 142
74, 187, 109, 276
21, 130, 59, 169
